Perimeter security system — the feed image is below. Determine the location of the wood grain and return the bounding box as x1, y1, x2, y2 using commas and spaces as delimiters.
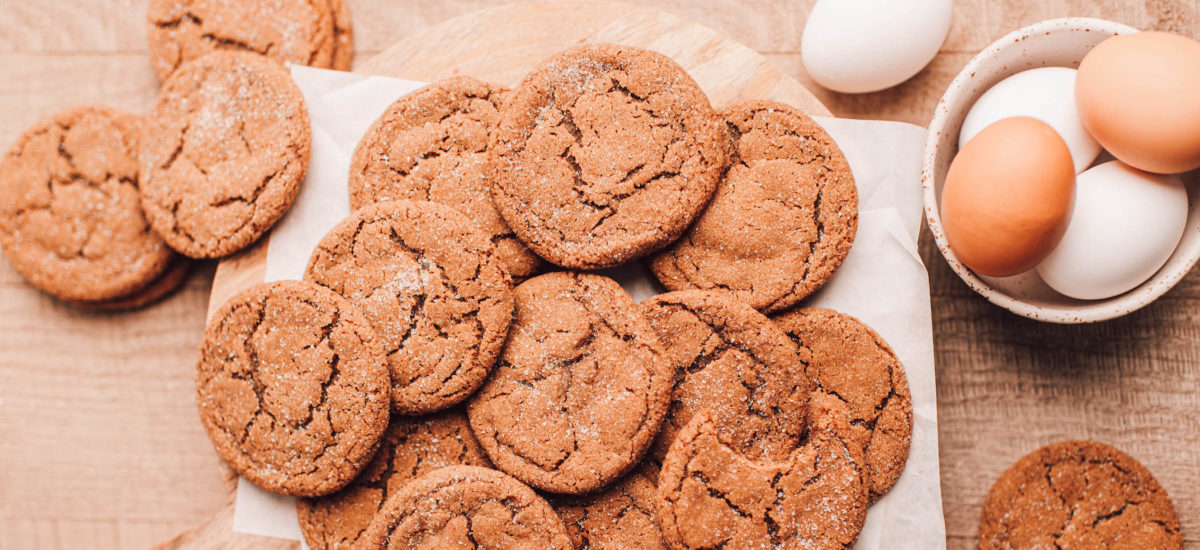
0, 1, 1198, 549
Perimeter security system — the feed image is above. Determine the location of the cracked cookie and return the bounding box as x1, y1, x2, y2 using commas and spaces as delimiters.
305, 200, 513, 415
650, 100, 857, 313
0, 106, 176, 303
67, 257, 192, 311
980, 440, 1182, 549
358, 465, 573, 550
467, 272, 671, 494
657, 403, 868, 550
639, 290, 812, 462
297, 407, 493, 550
772, 307, 913, 501
551, 462, 668, 550
140, 51, 311, 259
147, 0, 352, 81
491, 44, 727, 270
196, 280, 390, 497
348, 77, 540, 278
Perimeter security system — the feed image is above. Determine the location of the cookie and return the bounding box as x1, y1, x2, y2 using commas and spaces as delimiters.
305, 200, 513, 415
67, 258, 191, 312
639, 290, 812, 462
0, 106, 175, 302
147, 0, 344, 80
140, 51, 311, 259
329, 0, 355, 71
772, 307, 913, 501
358, 465, 573, 550
196, 280, 390, 497
491, 44, 727, 269
348, 77, 539, 278
551, 463, 668, 550
467, 272, 670, 494
297, 407, 493, 550
980, 440, 1182, 549
650, 100, 857, 313
656, 405, 868, 550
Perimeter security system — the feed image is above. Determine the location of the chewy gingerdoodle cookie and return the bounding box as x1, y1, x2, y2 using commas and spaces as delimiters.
358, 465, 573, 550
467, 272, 671, 494
146, 0, 352, 81
980, 440, 1182, 549
773, 307, 913, 501
67, 258, 192, 312
639, 290, 812, 462
656, 401, 868, 550
491, 44, 727, 269
0, 107, 176, 303
348, 77, 540, 278
650, 100, 857, 313
140, 51, 311, 259
305, 200, 513, 415
551, 462, 668, 550
196, 280, 390, 497
297, 407, 493, 550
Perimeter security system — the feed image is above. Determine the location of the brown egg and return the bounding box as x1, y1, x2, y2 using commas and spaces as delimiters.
1076, 32, 1200, 174
941, 117, 1075, 277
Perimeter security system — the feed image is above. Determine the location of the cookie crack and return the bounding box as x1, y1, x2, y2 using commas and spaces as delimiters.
687, 469, 746, 548
386, 482, 538, 547
552, 81, 684, 232
659, 302, 797, 428
374, 225, 487, 397
223, 296, 355, 474
10, 121, 151, 265
154, 1, 331, 71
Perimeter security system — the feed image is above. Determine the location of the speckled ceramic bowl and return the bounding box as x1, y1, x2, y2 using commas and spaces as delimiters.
923, 17, 1200, 323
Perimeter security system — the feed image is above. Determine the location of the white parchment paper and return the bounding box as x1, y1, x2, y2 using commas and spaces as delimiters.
232, 65, 944, 549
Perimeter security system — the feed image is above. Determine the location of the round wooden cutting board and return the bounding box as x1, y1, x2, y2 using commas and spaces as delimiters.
206, 0, 829, 318
184, 1, 828, 547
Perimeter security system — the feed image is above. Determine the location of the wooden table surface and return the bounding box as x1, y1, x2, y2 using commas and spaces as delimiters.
1, 1, 1198, 549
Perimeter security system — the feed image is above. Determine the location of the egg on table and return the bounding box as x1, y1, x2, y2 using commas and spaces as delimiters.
1076, 31, 1200, 174
801, 0, 952, 94
959, 67, 1100, 174
940, 117, 1076, 278
1037, 161, 1188, 300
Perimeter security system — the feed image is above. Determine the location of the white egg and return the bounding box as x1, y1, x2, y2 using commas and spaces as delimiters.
959, 68, 1101, 173
1037, 161, 1188, 300
801, 0, 952, 94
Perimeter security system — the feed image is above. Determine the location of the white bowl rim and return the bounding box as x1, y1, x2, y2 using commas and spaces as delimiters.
921, 17, 1200, 324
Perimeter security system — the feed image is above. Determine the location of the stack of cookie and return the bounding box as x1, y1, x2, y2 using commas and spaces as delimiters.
195, 43, 919, 550
0, 0, 354, 309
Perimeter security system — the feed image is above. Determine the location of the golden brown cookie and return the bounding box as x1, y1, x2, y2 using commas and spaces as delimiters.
140, 51, 311, 259
773, 307, 913, 501
0, 107, 176, 302
651, 100, 857, 313
146, 0, 346, 80
67, 258, 192, 312
358, 465, 573, 550
491, 44, 727, 269
348, 77, 539, 278
980, 441, 1182, 549
639, 290, 812, 462
297, 407, 492, 550
196, 280, 390, 497
551, 463, 668, 550
656, 404, 868, 550
467, 272, 671, 494
305, 200, 513, 415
